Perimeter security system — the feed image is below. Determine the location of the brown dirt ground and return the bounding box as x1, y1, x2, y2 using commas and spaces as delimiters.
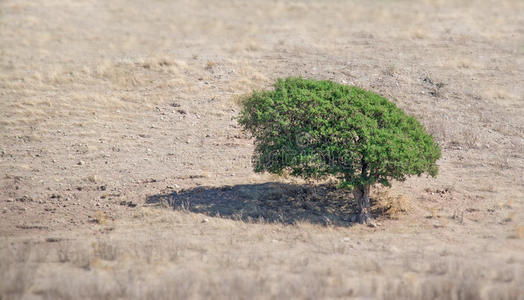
1, 0, 523, 299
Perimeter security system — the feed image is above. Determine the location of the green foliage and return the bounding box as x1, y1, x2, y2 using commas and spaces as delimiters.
238, 77, 441, 190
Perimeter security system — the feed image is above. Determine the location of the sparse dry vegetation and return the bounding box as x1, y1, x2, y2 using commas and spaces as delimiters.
1, 208, 523, 299
1, 0, 523, 299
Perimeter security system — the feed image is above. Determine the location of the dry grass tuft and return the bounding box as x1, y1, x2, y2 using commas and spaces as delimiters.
515, 225, 524, 239
231, 93, 252, 107
483, 88, 516, 101
93, 211, 107, 225
205, 60, 217, 71
373, 189, 410, 219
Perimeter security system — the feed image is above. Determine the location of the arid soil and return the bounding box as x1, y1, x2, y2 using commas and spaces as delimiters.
1, 0, 523, 299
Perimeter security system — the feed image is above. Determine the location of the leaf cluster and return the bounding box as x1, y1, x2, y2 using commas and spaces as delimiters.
238, 77, 441, 189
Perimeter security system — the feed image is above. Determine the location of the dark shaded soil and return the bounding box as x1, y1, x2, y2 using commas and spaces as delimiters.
147, 183, 374, 226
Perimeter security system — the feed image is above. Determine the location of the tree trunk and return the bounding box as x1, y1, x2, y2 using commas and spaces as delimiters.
352, 184, 375, 226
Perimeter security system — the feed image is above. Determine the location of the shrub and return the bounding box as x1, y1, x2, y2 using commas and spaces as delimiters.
238, 77, 441, 224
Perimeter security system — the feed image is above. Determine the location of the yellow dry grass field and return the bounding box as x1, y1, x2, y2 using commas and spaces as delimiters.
1, 0, 523, 299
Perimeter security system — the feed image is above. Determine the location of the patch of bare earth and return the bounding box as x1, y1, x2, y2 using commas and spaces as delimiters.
1, 0, 523, 299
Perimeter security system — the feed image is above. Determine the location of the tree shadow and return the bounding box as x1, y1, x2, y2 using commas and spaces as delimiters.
146, 182, 384, 226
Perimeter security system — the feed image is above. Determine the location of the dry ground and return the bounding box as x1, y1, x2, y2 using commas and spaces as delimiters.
1, 0, 523, 299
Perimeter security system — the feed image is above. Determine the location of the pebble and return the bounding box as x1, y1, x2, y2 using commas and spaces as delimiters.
2, 207, 7, 213
202, 218, 209, 223
77, 161, 85, 165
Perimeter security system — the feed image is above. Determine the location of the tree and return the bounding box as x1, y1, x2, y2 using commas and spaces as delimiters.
238, 77, 441, 225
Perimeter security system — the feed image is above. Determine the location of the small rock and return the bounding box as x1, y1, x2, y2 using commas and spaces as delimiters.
16, 196, 33, 202
119, 201, 137, 208
341, 237, 350, 243
201, 218, 209, 223
45, 237, 62, 243
99, 185, 107, 191
2, 207, 7, 213
77, 161, 85, 166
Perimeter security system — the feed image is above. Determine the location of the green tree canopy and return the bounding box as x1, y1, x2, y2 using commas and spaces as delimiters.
238, 77, 441, 223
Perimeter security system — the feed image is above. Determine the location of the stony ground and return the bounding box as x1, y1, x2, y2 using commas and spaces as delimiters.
1, 0, 523, 299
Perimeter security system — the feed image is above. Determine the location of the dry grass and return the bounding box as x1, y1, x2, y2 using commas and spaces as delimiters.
1, 0, 523, 298
1, 208, 522, 300
372, 189, 410, 220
